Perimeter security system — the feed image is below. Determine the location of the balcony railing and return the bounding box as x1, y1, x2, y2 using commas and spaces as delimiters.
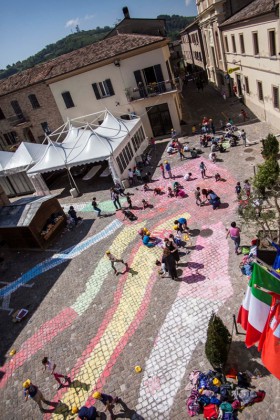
126, 78, 182, 102
7, 113, 30, 127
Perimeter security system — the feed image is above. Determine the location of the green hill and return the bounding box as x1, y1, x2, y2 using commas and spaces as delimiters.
0, 15, 196, 80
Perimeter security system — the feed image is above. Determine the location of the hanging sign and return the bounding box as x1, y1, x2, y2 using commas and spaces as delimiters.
228, 67, 240, 74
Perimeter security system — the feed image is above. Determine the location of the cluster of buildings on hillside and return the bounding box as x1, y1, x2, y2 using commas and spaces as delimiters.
0, 1, 279, 198
181, 0, 280, 130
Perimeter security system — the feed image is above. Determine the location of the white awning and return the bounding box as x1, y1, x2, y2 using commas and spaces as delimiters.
28, 111, 141, 175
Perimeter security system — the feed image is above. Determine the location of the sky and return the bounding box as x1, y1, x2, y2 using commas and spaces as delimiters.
0, 0, 197, 69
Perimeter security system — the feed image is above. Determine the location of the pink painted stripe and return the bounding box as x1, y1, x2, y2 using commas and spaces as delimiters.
87, 272, 158, 406
44, 241, 143, 414
0, 307, 77, 389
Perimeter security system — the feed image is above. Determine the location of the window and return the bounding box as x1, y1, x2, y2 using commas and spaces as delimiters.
62, 91, 75, 108
11, 100, 23, 116
28, 94, 40, 109
231, 35, 236, 53
224, 36, 229, 53
257, 81, 263, 101
272, 86, 279, 109
239, 34, 245, 54
244, 77, 250, 94
215, 31, 221, 60
41, 122, 51, 134
252, 32, 259, 55
3, 131, 17, 145
92, 79, 115, 100
0, 107, 5, 120
269, 30, 276, 56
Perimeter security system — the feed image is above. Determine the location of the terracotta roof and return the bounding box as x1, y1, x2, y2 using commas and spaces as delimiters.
0, 33, 166, 96
220, 0, 276, 27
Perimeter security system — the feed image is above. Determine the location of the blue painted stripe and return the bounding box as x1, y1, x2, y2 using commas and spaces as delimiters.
0, 219, 122, 298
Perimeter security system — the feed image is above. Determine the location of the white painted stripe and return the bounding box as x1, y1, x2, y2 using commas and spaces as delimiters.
248, 293, 270, 332
136, 297, 223, 419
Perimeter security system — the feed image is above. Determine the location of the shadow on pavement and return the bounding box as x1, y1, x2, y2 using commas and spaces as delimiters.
226, 341, 271, 378
0, 219, 93, 371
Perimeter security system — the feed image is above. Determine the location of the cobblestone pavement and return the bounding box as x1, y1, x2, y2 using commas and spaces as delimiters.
1, 84, 280, 419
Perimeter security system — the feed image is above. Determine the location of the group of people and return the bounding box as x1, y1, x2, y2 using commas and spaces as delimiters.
22, 357, 71, 413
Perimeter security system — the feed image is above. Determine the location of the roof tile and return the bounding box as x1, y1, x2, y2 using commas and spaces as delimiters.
0, 33, 165, 96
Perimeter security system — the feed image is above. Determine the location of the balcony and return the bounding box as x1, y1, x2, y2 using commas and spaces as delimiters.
7, 113, 30, 127
126, 78, 182, 102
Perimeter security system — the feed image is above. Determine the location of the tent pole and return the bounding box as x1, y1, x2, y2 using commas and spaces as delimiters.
67, 167, 80, 195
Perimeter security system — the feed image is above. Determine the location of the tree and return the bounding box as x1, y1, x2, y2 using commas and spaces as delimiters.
205, 314, 231, 368
254, 157, 279, 193
261, 133, 279, 160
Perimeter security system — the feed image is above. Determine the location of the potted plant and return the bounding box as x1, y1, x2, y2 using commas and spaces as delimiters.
205, 313, 231, 369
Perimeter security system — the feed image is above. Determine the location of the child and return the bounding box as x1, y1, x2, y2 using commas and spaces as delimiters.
42, 357, 70, 390
159, 163, 165, 178
143, 183, 149, 192
142, 199, 149, 210
244, 180, 251, 198
192, 125, 196, 135
184, 172, 192, 181
68, 206, 82, 225
126, 193, 132, 209
215, 173, 221, 182
174, 218, 189, 232
173, 185, 180, 197
154, 187, 162, 195
177, 189, 186, 198
156, 259, 167, 276
93, 391, 120, 418
105, 251, 127, 275
178, 147, 185, 160
170, 232, 182, 248
167, 187, 174, 198
235, 182, 242, 198
195, 187, 202, 206
92, 197, 101, 217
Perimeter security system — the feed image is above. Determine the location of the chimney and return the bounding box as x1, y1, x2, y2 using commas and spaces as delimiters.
122, 6, 130, 19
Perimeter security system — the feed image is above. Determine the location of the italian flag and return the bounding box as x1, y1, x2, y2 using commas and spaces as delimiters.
237, 263, 280, 347
258, 297, 280, 379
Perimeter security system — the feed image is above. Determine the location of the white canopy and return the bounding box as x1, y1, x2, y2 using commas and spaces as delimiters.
0, 151, 14, 173
4, 142, 47, 174
28, 110, 141, 175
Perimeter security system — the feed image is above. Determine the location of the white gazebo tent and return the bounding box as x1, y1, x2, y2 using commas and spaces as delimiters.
0, 150, 39, 197
28, 110, 145, 194
2, 142, 50, 196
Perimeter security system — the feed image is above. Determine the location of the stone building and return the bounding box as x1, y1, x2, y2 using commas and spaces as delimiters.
220, 0, 280, 129
180, 18, 207, 78
0, 77, 64, 150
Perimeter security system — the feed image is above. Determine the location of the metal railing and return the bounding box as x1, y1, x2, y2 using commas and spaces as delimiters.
7, 113, 30, 126
126, 78, 182, 102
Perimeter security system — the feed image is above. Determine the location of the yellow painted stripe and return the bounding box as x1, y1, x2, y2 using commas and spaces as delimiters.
51, 213, 190, 418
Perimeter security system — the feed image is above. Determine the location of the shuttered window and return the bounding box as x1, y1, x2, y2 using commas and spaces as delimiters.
92, 79, 115, 100
28, 94, 40, 109
62, 91, 75, 108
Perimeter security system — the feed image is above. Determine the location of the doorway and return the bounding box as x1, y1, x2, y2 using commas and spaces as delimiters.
236, 74, 242, 96
146, 103, 173, 137
24, 127, 36, 143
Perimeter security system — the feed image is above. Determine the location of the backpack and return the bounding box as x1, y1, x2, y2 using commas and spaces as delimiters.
123, 210, 137, 221
219, 402, 234, 420
189, 370, 201, 387
220, 384, 233, 401
186, 389, 200, 417
203, 403, 218, 419
198, 395, 211, 406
